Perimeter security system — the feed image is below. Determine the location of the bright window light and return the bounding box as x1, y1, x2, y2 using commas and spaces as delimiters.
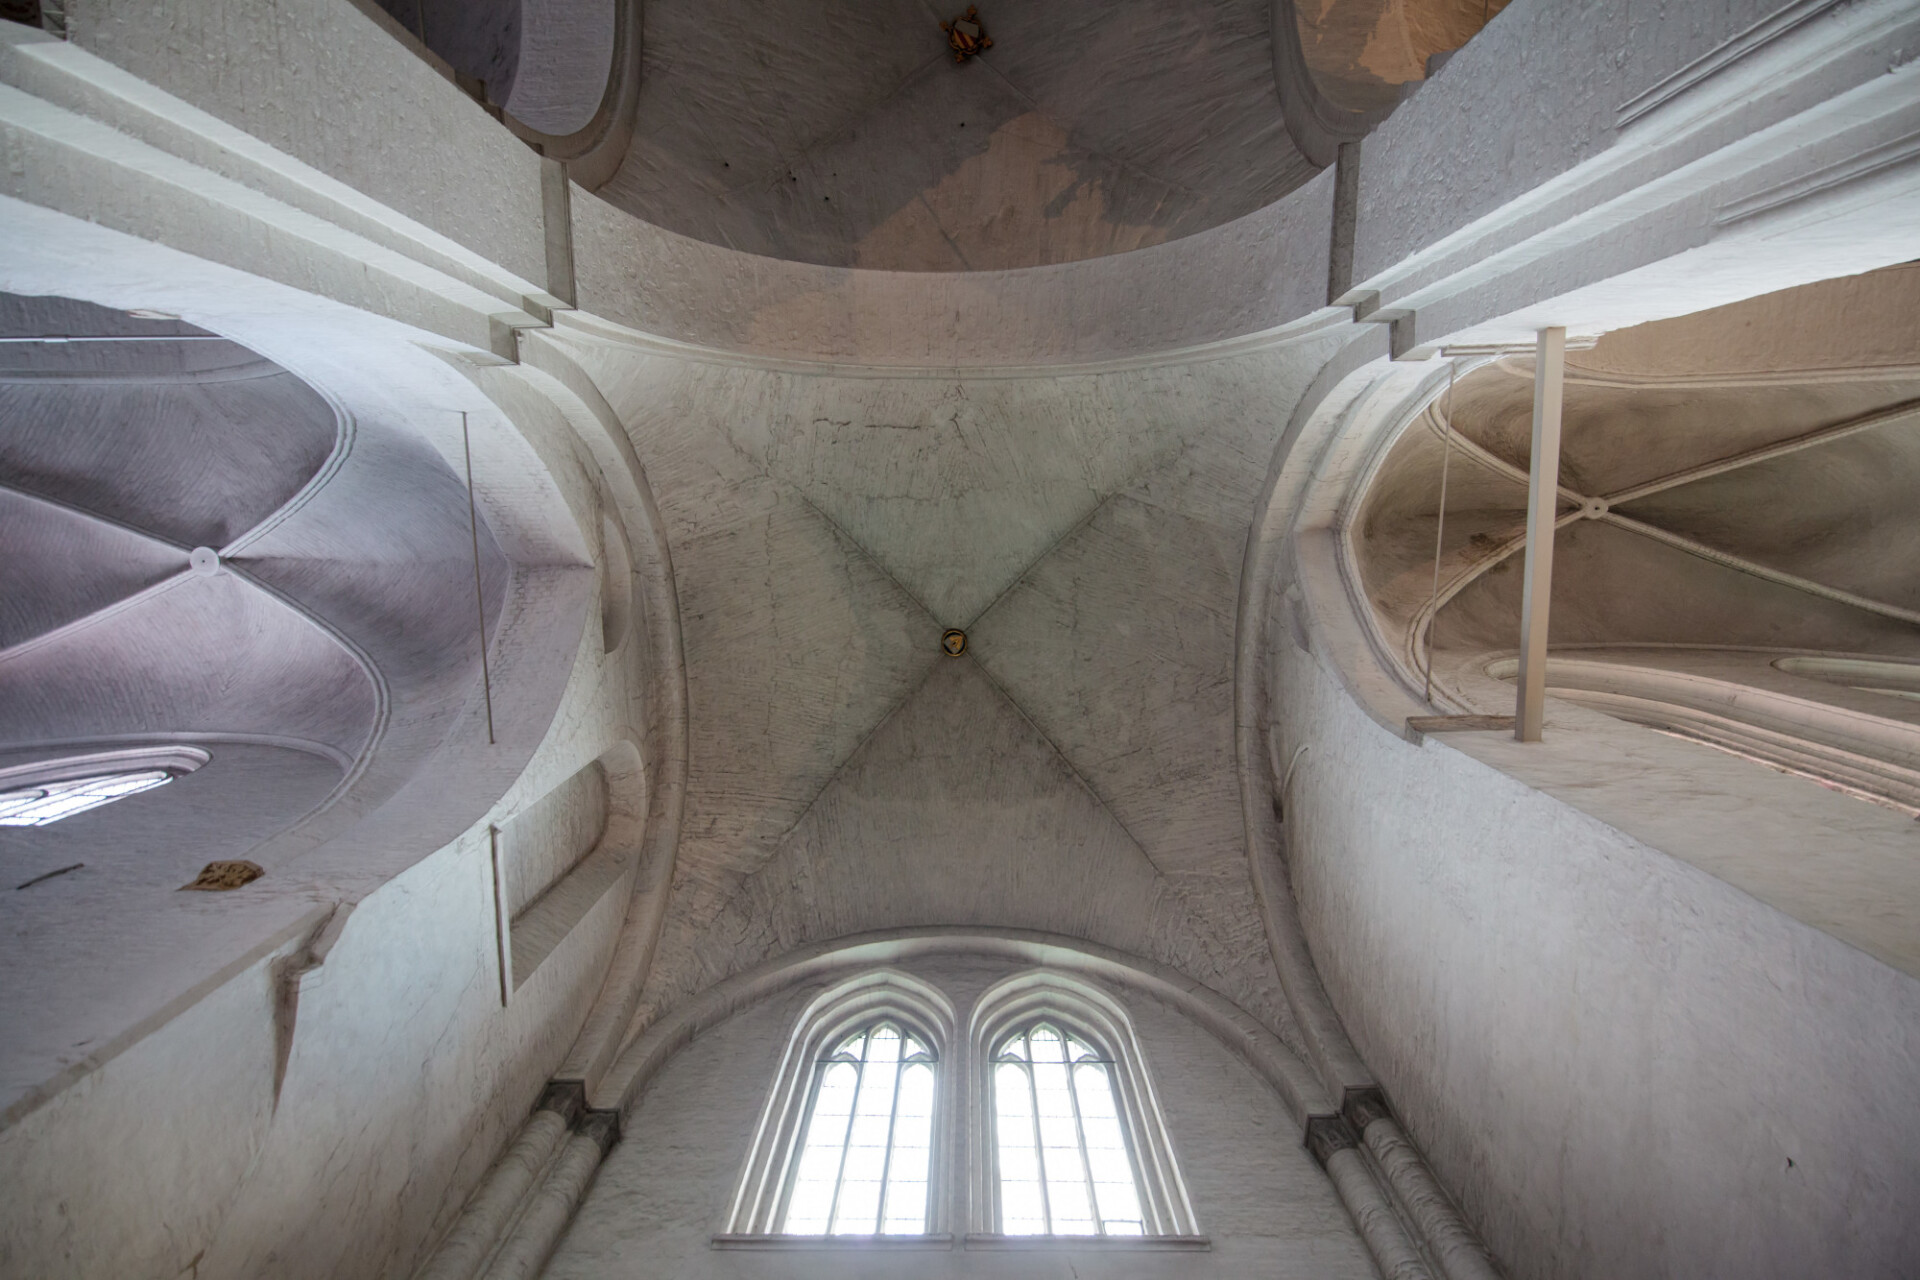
0, 770, 174, 827
782, 1022, 936, 1235
992, 1022, 1144, 1235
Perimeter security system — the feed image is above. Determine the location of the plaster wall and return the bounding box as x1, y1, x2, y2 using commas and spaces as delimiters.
546, 951, 1377, 1279
1351, 0, 1779, 282
1269, 627, 1920, 1280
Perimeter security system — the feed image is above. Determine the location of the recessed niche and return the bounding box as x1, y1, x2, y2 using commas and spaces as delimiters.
490, 743, 646, 999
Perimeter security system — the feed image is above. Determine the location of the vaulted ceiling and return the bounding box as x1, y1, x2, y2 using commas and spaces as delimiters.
1354, 263, 1920, 687
558, 330, 1343, 1049
599, 0, 1316, 270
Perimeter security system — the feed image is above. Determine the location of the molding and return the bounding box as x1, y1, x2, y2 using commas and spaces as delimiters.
517, 333, 690, 1099
1343, 0, 1920, 354
1715, 126, 1920, 226
712, 1234, 954, 1251
963, 1233, 1211, 1251
498, 0, 643, 192
1615, 0, 1847, 130
1268, 0, 1398, 167
0, 743, 208, 789
595, 929, 1333, 1125
1303, 1114, 1360, 1168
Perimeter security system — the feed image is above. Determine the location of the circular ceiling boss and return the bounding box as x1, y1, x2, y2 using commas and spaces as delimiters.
941, 629, 967, 657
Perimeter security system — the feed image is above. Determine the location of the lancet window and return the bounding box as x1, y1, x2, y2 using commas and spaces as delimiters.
724, 968, 1197, 1245
781, 1021, 938, 1234
989, 1020, 1144, 1235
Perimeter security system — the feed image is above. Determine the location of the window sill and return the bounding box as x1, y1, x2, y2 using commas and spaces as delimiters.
965, 1233, 1211, 1251
711, 1234, 954, 1251
710, 1233, 1212, 1252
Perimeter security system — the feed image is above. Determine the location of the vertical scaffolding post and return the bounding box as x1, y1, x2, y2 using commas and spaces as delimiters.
1514, 327, 1565, 742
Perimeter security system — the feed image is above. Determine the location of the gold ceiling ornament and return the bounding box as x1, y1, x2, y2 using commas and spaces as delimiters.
941, 7, 992, 63
941, 628, 968, 657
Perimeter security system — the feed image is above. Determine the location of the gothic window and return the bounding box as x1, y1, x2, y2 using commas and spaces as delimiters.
782, 1021, 937, 1234
968, 973, 1198, 1240
990, 1021, 1143, 1235
724, 969, 1196, 1246
0, 770, 174, 827
724, 971, 954, 1240
0, 747, 208, 827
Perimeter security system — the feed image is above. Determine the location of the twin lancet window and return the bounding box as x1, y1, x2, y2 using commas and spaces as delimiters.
729, 972, 1194, 1243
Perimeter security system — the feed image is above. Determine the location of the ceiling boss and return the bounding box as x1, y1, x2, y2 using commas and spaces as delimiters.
941, 6, 992, 63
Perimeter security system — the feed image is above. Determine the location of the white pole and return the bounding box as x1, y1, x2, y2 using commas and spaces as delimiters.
1514, 327, 1565, 742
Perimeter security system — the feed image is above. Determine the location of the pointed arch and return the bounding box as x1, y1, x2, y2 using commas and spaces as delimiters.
966, 972, 1198, 1238
725, 970, 955, 1237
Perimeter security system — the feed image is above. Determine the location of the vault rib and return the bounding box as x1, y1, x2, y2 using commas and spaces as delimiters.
964, 654, 1165, 879
1422, 400, 1587, 505
1603, 396, 1920, 505
1599, 513, 1920, 628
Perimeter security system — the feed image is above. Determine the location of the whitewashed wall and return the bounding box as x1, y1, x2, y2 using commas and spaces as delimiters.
0, 562, 649, 1280
1270, 631, 1920, 1280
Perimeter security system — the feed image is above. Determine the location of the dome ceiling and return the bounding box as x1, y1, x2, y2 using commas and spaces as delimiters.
600, 0, 1318, 270
0, 294, 510, 894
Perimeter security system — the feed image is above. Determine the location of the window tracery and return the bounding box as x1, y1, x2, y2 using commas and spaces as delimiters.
989, 1020, 1144, 1235
724, 971, 953, 1239
0, 746, 208, 827
783, 1021, 938, 1235
724, 967, 1198, 1246
0, 769, 174, 827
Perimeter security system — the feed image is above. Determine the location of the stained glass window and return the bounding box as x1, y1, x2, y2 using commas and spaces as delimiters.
0, 770, 174, 827
991, 1021, 1145, 1235
781, 1021, 936, 1235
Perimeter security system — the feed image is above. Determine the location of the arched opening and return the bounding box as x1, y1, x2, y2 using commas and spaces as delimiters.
1348, 262, 1920, 811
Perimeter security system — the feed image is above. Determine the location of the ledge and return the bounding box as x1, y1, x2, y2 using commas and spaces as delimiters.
964, 1233, 1211, 1251
709, 1232, 1212, 1252
711, 1234, 953, 1251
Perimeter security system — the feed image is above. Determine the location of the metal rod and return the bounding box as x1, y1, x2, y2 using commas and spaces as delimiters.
1514, 328, 1566, 742
461, 411, 496, 746
0, 335, 230, 343
1424, 361, 1458, 705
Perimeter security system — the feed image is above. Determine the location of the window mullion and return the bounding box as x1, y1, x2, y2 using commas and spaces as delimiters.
873, 1048, 905, 1233
1024, 1031, 1053, 1234
1061, 1047, 1103, 1235
824, 1031, 867, 1234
